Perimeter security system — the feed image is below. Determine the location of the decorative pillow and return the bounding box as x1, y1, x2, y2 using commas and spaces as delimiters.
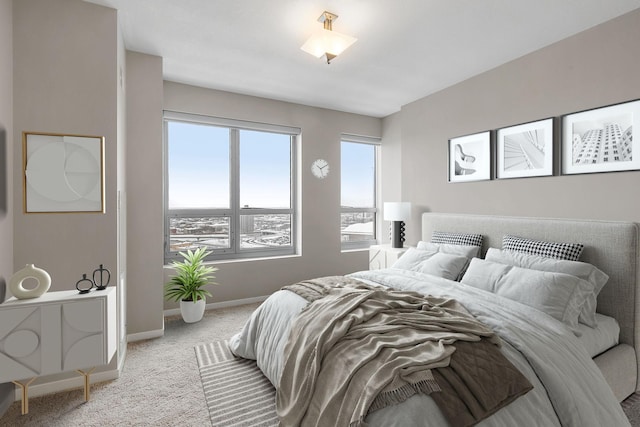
391, 248, 469, 281
431, 231, 484, 250
485, 248, 608, 327
461, 258, 592, 331
502, 235, 584, 261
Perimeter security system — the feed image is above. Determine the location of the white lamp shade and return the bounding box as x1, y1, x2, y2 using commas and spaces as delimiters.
384, 202, 411, 221
301, 28, 357, 58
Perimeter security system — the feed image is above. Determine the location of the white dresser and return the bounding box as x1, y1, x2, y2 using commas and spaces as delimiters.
0, 287, 116, 413
369, 244, 411, 269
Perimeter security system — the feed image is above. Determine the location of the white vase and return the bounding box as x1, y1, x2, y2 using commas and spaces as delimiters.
180, 299, 206, 323
9, 264, 52, 299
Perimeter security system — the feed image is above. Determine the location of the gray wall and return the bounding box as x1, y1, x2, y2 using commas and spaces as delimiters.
126, 51, 164, 336
13, 0, 119, 292
162, 82, 382, 309
393, 9, 640, 245
11, 0, 124, 384
0, 0, 13, 415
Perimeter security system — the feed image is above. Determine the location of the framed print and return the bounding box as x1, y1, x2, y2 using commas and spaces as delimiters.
496, 118, 554, 179
23, 132, 105, 213
448, 131, 491, 183
562, 99, 640, 175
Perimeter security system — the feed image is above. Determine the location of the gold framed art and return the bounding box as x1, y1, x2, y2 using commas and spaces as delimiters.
23, 132, 105, 213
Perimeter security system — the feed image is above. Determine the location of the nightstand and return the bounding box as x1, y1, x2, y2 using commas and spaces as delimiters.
369, 244, 411, 270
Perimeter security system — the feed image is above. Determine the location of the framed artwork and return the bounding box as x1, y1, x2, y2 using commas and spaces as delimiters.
496, 118, 554, 179
448, 131, 491, 183
23, 132, 105, 213
562, 99, 640, 175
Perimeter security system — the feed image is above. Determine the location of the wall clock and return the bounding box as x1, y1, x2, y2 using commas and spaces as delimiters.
311, 159, 330, 179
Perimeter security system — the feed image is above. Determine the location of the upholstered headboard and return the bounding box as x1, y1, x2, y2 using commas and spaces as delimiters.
422, 213, 639, 386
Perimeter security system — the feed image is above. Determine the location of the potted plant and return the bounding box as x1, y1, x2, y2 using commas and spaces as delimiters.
164, 247, 218, 323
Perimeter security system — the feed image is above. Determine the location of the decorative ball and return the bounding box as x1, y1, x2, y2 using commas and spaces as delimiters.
8, 264, 52, 299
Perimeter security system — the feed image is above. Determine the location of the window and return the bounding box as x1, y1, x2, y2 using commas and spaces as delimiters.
340, 135, 380, 250
164, 111, 298, 262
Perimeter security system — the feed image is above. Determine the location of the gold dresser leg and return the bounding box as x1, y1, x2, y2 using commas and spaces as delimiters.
76, 368, 95, 402
12, 378, 36, 415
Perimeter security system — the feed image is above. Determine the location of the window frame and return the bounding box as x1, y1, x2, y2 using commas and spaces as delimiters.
163, 111, 299, 262
340, 134, 381, 251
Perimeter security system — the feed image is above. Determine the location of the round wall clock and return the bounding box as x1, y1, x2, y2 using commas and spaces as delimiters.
311, 159, 330, 179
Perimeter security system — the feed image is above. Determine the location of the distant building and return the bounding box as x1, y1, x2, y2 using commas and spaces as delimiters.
240, 215, 255, 234
341, 221, 374, 242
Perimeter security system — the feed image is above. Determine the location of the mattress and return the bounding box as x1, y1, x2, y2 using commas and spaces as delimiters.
577, 313, 620, 358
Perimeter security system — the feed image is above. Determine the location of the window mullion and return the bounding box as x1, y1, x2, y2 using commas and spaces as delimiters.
230, 128, 240, 253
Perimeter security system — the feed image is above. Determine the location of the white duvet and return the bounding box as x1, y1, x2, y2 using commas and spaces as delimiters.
229, 268, 631, 426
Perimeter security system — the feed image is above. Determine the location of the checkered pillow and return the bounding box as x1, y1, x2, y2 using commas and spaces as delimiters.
432, 231, 483, 249
502, 235, 584, 261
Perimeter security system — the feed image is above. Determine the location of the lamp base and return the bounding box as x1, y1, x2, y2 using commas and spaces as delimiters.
390, 221, 405, 248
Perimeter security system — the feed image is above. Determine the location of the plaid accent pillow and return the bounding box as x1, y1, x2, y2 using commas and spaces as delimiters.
502, 235, 584, 261
432, 231, 483, 248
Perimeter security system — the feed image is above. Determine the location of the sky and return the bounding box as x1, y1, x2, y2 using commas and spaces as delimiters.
341, 141, 375, 208
168, 122, 290, 209
168, 121, 376, 209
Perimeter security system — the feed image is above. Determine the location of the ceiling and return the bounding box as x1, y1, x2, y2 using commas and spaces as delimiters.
84, 0, 640, 118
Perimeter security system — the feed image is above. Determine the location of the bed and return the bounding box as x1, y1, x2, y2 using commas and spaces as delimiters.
229, 213, 637, 426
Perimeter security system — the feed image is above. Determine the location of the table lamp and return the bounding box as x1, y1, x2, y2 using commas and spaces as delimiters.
384, 202, 411, 248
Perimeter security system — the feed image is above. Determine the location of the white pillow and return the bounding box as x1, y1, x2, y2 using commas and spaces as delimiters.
391, 248, 469, 281
485, 248, 608, 327
392, 247, 437, 271
461, 258, 592, 331
417, 241, 480, 258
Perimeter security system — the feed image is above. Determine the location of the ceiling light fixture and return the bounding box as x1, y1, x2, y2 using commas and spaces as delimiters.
301, 11, 357, 64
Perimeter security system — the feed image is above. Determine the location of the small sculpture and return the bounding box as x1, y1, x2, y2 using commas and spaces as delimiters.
76, 274, 94, 294
9, 264, 52, 299
92, 264, 111, 290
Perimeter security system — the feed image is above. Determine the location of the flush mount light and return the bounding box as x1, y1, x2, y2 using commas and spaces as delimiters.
301, 11, 357, 64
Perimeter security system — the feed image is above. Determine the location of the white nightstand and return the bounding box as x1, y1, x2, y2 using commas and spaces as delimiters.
0, 288, 116, 414
369, 244, 412, 270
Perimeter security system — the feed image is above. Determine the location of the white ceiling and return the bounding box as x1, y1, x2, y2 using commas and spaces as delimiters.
85, 0, 640, 118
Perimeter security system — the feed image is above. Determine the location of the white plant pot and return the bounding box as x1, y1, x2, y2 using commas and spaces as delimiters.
180, 299, 206, 323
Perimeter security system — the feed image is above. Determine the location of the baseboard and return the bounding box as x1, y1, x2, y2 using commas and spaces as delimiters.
127, 328, 165, 343
12, 369, 120, 401
163, 295, 268, 317
128, 296, 267, 341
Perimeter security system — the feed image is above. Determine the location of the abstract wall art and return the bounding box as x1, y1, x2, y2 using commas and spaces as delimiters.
23, 132, 105, 213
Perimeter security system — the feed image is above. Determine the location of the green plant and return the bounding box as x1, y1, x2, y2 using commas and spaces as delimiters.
164, 247, 218, 302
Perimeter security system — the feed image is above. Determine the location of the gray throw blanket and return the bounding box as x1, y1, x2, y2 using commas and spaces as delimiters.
277, 277, 503, 427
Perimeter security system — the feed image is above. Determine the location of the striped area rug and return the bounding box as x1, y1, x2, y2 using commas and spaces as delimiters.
195, 341, 279, 426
